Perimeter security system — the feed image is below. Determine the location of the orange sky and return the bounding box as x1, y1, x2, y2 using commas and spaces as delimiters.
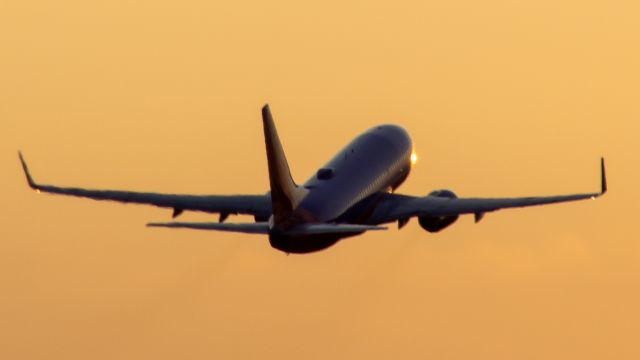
1, 0, 639, 359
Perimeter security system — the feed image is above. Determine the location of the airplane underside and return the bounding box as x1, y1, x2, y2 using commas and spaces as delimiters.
268, 232, 361, 254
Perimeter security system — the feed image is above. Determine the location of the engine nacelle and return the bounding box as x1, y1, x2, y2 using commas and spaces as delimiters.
418, 215, 458, 233
418, 189, 459, 233
427, 189, 457, 198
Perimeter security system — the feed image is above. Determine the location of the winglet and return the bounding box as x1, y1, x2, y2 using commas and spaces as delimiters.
600, 157, 607, 195
18, 151, 38, 189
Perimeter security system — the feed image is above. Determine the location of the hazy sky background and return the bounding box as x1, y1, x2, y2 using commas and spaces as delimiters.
1, 0, 639, 358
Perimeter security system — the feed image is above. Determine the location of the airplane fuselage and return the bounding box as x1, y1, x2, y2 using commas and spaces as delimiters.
269, 125, 413, 253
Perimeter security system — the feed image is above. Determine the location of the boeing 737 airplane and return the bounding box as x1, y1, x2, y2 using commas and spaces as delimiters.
19, 105, 607, 253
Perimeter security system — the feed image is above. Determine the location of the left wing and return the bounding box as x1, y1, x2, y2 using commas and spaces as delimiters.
18, 152, 271, 219
377, 158, 607, 223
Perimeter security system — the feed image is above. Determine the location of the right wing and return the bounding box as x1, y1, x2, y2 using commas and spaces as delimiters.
375, 158, 607, 224
18, 152, 272, 219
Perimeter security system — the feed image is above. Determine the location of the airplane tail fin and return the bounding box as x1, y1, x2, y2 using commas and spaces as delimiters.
261, 104, 305, 226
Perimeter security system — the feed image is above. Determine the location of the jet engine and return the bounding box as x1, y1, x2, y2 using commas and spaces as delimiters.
418, 189, 459, 233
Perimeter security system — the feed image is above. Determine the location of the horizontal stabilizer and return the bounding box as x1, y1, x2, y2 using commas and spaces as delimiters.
147, 221, 387, 236
147, 222, 269, 234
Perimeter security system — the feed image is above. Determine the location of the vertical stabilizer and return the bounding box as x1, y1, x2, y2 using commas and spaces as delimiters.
261, 104, 304, 226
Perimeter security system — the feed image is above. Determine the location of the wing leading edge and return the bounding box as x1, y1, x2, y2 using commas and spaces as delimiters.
382, 158, 607, 222
18, 152, 271, 219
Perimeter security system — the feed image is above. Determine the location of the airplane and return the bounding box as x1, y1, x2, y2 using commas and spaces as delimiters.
18, 104, 607, 253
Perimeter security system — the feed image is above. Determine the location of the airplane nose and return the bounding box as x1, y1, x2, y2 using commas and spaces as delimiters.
369, 125, 412, 151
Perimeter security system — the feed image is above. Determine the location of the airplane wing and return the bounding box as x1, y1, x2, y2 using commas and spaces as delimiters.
18, 152, 272, 219
380, 158, 607, 223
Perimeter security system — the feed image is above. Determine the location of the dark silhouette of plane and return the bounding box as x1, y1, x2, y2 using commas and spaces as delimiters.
19, 105, 607, 253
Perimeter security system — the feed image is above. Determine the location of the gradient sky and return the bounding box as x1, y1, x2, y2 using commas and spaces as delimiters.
1, 0, 639, 359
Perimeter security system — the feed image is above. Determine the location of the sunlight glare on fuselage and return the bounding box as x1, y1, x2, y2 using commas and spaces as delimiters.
410, 152, 418, 165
